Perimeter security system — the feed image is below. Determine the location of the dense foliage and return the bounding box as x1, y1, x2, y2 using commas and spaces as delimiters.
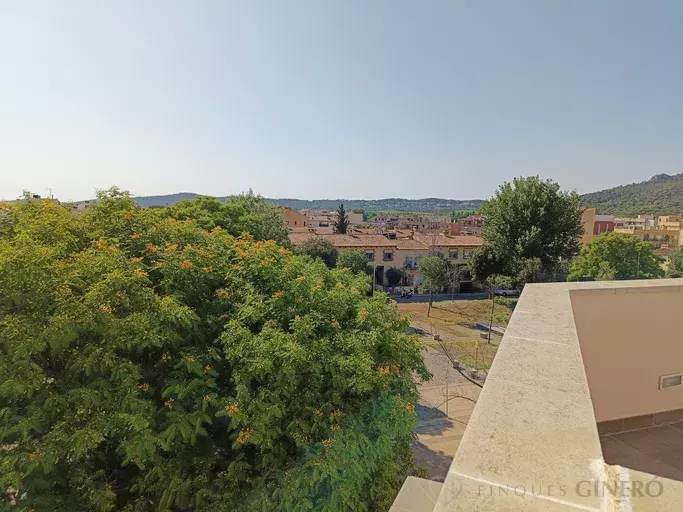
336, 250, 372, 276
449, 209, 477, 222
472, 177, 582, 284
567, 232, 664, 281
666, 249, 683, 278
0, 190, 429, 511
580, 173, 683, 217
293, 238, 339, 269
163, 193, 289, 245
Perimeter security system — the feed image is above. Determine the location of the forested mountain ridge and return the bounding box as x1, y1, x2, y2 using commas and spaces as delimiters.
134, 194, 484, 213
579, 174, 683, 216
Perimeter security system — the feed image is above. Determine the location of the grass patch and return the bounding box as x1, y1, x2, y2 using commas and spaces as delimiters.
398, 299, 516, 370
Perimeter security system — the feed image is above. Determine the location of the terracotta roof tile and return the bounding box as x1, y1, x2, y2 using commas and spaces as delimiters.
412, 234, 485, 247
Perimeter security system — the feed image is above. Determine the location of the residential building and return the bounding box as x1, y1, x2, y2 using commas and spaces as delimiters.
614, 226, 680, 249
593, 214, 615, 235
614, 215, 655, 229
280, 207, 308, 228
580, 208, 615, 245
657, 215, 683, 231
302, 209, 363, 227
309, 215, 331, 227
451, 214, 483, 236
371, 214, 450, 231
391, 279, 683, 511
289, 231, 484, 290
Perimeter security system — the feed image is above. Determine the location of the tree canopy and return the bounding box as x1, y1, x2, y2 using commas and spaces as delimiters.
164, 192, 289, 245
666, 248, 683, 278
567, 232, 664, 281
337, 250, 372, 276
472, 176, 583, 283
293, 238, 339, 269
0, 189, 429, 511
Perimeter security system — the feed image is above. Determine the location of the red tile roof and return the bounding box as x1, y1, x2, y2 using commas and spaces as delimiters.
412, 234, 485, 247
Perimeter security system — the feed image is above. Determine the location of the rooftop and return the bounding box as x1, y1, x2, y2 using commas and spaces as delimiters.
393, 279, 683, 511
289, 232, 485, 250
412, 234, 486, 247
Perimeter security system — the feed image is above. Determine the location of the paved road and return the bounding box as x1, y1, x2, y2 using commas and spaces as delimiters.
413, 347, 481, 482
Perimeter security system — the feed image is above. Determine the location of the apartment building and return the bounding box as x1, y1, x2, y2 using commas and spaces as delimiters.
580, 208, 615, 246
614, 215, 655, 229
371, 214, 450, 231
289, 231, 484, 289
614, 226, 680, 249
391, 279, 683, 511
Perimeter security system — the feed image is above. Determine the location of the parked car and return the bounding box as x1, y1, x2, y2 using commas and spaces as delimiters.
494, 288, 520, 297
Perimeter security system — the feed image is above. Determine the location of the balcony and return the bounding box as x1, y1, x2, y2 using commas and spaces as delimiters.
392, 279, 683, 511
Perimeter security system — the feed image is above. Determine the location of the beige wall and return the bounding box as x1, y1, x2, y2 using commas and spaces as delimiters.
580, 207, 596, 246
282, 208, 308, 227
571, 287, 683, 422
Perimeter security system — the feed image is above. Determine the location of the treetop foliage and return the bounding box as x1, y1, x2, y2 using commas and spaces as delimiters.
470, 176, 582, 285
293, 238, 339, 269
567, 232, 664, 281
0, 188, 429, 511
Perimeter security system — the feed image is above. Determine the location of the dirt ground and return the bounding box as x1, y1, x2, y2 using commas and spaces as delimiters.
399, 299, 515, 370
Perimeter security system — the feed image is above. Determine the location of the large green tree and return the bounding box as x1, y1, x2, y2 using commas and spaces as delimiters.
293, 238, 339, 269
0, 191, 428, 511
567, 232, 664, 281
476, 176, 583, 281
333, 204, 349, 234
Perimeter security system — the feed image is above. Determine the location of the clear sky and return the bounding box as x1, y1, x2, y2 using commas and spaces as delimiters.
1, 1, 682, 201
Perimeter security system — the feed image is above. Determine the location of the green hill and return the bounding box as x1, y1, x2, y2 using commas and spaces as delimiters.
580, 174, 683, 216
134, 194, 484, 213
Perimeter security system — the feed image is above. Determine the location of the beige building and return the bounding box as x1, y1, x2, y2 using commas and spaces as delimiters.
614, 226, 680, 249
391, 279, 683, 511
289, 231, 484, 289
371, 214, 450, 231
280, 207, 309, 228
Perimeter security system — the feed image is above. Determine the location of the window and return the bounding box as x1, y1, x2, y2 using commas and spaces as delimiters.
365, 251, 374, 260
304, 221, 306, 226
450, 249, 459, 259
294, 221, 297, 226
383, 251, 393, 261
463, 250, 471, 260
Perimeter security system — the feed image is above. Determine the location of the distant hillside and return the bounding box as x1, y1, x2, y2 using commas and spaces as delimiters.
134, 193, 484, 213
580, 174, 683, 216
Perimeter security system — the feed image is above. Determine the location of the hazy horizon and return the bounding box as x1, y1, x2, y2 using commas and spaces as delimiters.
2, 1, 682, 201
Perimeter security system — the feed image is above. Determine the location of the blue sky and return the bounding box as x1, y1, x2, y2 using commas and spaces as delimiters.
1, 1, 682, 201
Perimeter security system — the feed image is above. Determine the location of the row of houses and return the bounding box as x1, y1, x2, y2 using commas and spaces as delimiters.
581, 208, 683, 255
289, 229, 485, 291
281, 207, 364, 228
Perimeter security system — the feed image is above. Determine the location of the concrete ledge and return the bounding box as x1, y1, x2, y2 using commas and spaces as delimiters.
390, 477, 443, 512
429, 280, 683, 511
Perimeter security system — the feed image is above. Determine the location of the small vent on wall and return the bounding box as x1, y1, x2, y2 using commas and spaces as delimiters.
660, 374, 683, 389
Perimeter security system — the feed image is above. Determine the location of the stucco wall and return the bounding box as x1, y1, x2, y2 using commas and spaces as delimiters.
571, 287, 683, 422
